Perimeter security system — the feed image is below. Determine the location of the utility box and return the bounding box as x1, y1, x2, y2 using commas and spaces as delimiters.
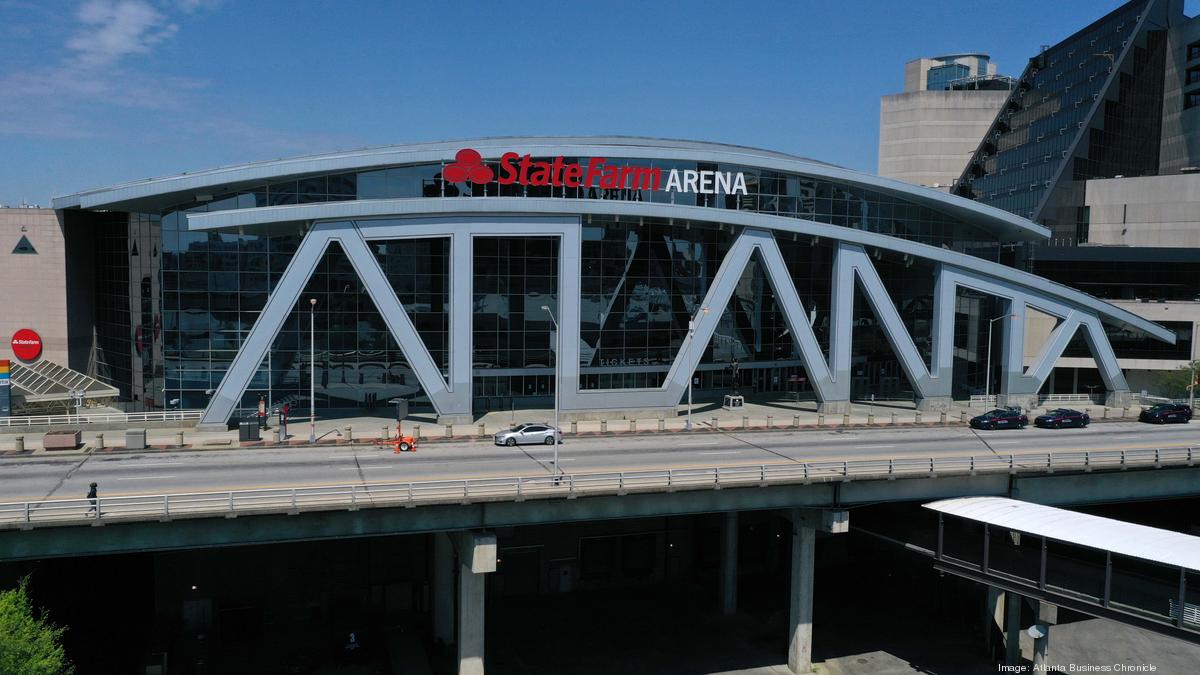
239, 421, 261, 442
126, 428, 147, 450
389, 397, 409, 421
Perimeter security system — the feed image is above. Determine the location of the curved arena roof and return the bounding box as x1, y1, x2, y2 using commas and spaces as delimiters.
53, 136, 1050, 242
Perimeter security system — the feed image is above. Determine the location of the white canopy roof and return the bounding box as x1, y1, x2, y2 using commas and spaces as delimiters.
924, 497, 1200, 572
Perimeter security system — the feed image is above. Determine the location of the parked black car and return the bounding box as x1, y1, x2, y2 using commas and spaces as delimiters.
969, 407, 1028, 430
1034, 408, 1090, 429
1138, 403, 1193, 424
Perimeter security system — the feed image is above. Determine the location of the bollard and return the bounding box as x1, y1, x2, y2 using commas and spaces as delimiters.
658, 418, 665, 432
275, 428, 283, 443
817, 413, 825, 426
571, 421, 578, 434
414, 425, 421, 441
345, 426, 353, 442
175, 431, 184, 447
600, 419, 607, 433
961, 411, 968, 423
96, 433, 105, 450
382, 426, 390, 441
793, 415, 800, 428
915, 411, 922, 424
1122, 406, 1129, 418
891, 412, 897, 425
767, 415, 773, 428
445, 424, 453, 438
14, 436, 23, 453
939, 411, 947, 425
630, 420, 637, 433
742, 416, 749, 430
711, 416, 719, 430
867, 412, 875, 425
478, 423, 486, 437
1102, 407, 1109, 419
842, 413, 850, 427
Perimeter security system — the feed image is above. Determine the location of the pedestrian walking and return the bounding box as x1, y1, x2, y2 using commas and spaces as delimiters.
86, 482, 98, 517
280, 402, 290, 439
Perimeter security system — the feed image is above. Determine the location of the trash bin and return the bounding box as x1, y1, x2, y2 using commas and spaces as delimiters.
239, 421, 260, 442
126, 428, 147, 450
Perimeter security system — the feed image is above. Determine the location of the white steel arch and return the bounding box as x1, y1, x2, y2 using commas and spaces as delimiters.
199, 217, 1136, 427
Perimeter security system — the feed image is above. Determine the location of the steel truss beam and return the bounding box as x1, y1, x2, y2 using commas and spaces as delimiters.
200, 220, 1130, 426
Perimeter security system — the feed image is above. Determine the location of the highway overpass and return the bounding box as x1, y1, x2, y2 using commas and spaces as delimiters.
1, 422, 1197, 674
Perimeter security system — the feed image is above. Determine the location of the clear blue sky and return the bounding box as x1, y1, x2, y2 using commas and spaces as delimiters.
1, 0, 1195, 205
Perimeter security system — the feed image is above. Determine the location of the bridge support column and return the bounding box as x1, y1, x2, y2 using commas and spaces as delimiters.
720, 512, 738, 615
432, 532, 455, 646
787, 509, 849, 674
1032, 601, 1057, 669
984, 586, 1003, 657
457, 531, 497, 675
788, 519, 815, 674
1004, 591, 1021, 667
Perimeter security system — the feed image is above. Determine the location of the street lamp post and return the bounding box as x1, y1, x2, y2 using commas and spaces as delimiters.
309, 298, 317, 444
1190, 361, 1197, 411
687, 306, 710, 431
541, 305, 561, 474
984, 314, 1017, 405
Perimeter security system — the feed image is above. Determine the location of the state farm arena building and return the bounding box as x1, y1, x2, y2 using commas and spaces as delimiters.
49, 138, 1172, 427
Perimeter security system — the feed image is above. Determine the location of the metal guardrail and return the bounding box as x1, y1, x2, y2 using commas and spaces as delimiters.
0, 447, 1195, 529
1040, 394, 1103, 405
969, 394, 1106, 408
0, 410, 203, 427
1169, 599, 1200, 627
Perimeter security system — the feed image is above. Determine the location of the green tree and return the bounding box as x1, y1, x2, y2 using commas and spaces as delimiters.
1146, 360, 1200, 400
0, 578, 72, 675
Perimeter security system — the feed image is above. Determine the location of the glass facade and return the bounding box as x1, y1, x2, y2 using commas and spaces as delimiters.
955, 0, 1167, 244
147, 203, 1007, 412
162, 156, 1004, 258
927, 63, 970, 91
58, 133, 1095, 414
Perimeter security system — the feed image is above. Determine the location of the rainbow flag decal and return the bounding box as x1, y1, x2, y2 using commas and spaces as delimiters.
0, 359, 9, 417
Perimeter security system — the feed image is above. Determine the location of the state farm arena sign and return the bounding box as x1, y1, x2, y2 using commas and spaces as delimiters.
444, 149, 748, 197
11, 329, 42, 362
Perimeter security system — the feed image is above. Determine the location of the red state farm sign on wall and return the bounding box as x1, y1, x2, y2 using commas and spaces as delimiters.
444, 148, 749, 196
11, 329, 42, 362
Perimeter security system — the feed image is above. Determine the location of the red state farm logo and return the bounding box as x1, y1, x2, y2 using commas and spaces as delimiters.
443, 149, 494, 184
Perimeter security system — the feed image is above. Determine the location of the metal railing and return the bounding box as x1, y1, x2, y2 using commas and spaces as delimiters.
1039, 393, 1103, 405
0, 410, 204, 428
969, 393, 1106, 408
0, 446, 1194, 529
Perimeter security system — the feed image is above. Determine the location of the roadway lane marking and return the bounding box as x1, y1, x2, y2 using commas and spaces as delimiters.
127, 463, 178, 468
698, 450, 742, 456
117, 475, 178, 480
855, 444, 897, 449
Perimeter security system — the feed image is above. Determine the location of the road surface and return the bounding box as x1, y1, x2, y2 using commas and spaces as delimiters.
0, 421, 1195, 503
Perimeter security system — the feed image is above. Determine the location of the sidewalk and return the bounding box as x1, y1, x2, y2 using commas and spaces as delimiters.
0, 397, 1140, 455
